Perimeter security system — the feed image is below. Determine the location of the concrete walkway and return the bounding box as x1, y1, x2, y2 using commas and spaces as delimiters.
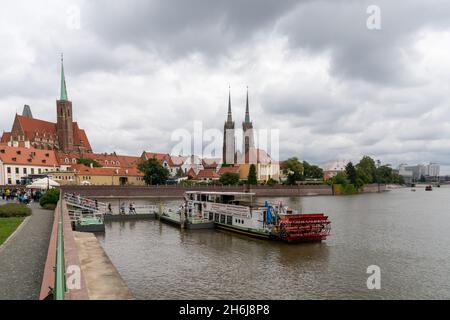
73, 232, 134, 300
0, 202, 54, 300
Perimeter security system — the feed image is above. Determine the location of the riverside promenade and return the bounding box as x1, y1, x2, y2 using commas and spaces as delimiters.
0, 201, 53, 300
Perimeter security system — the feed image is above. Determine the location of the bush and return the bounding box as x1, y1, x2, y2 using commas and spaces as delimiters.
0, 203, 32, 217
39, 189, 60, 208
43, 203, 57, 211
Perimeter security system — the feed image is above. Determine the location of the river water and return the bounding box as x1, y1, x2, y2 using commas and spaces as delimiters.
96, 187, 450, 299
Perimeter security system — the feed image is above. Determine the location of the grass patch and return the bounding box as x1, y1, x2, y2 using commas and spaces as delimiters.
0, 217, 25, 245
0, 203, 32, 217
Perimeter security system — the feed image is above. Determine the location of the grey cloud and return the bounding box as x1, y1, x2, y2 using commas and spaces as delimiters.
277, 0, 450, 85
83, 0, 299, 59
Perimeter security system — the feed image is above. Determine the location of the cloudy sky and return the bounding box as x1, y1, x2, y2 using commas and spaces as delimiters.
1, 0, 450, 172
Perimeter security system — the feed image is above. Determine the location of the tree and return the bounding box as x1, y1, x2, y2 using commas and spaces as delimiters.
77, 158, 102, 167
333, 172, 349, 185
282, 157, 304, 185
247, 164, 258, 185
175, 167, 184, 178
138, 158, 170, 185
219, 173, 240, 185
303, 161, 324, 180
266, 178, 278, 186
345, 162, 357, 185
356, 156, 377, 183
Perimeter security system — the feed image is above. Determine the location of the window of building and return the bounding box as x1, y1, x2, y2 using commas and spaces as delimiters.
7, 167, 11, 174
38, 169, 42, 174
15, 168, 19, 174
31, 168, 35, 174
7, 178, 12, 184
23, 168, 27, 174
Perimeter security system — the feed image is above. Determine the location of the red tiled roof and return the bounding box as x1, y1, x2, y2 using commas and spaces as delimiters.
57, 151, 140, 168
195, 169, 220, 179
218, 166, 240, 175
1, 132, 11, 143
0, 145, 58, 167
69, 164, 143, 177
202, 158, 221, 168
170, 155, 188, 166
72, 122, 92, 151
143, 151, 173, 166
116, 155, 142, 168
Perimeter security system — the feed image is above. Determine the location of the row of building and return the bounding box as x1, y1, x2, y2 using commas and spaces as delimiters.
0, 143, 281, 186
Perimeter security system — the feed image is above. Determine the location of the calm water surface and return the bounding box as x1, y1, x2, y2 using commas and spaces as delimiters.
96, 187, 450, 299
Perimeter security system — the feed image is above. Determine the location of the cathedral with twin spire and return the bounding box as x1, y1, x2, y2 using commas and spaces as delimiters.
222, 87, 255, 165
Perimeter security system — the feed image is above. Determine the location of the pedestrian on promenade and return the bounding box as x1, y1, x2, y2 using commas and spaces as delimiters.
108, 203, 113, 215
129, 202, 137, 214
120, 202, 126, 215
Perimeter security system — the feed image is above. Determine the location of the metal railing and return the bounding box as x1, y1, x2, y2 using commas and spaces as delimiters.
64, 193, 108, 214
54, 193, 66, 300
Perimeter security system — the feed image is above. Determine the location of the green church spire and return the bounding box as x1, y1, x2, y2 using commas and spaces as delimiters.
60, 53, 68, 101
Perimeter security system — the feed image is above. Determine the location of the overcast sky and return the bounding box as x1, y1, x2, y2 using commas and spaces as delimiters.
1, 0, 450, 172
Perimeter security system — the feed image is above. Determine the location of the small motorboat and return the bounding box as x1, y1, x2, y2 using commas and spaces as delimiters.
425, 185, 433, 191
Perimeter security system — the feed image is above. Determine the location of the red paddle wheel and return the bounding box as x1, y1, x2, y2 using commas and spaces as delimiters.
278, 214, 331, 243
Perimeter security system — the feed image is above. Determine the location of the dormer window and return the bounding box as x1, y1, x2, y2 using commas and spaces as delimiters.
42, 159, 47, 164
72, 158, 76, 164
65, 158, 69, 163
16, 150, 21, 155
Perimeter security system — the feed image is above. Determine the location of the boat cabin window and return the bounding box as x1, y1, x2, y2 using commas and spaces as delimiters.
227, 216, 232, 225
220, 214, 226, 224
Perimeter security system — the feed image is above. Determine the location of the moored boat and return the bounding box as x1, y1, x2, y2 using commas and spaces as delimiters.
174, 191, 331, 243
425, 185, 433, 191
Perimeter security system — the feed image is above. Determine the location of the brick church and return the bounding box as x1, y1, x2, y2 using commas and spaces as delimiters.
1, 57, 92, 153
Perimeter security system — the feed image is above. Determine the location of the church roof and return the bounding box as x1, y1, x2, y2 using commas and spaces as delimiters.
14, 115, 92, 151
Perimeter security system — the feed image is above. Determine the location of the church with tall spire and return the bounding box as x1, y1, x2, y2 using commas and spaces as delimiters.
0, 55, 92, 153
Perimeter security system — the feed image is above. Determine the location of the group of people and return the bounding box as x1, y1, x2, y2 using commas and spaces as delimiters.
118, 202, 138, 215
1, 188, 43, 204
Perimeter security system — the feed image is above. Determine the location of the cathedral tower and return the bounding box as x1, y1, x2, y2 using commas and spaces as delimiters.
223, 86, 236, 164
56, 55, 74, 152
242, 87, 254, 163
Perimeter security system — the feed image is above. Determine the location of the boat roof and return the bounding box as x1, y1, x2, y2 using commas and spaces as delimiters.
185, 191, 255, 196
